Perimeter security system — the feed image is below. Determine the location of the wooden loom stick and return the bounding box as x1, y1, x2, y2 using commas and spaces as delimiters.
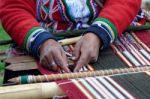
86, 64, 94, 71
0, 82, 65, 99
9, 66, 150, 84
0, 40, 13, 45
58, 36, 81, 45
6, 62, 38, 71
4, 56, 36, 64
110, 45, 133, 67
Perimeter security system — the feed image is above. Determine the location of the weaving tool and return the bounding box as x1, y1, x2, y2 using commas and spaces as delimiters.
0, 82, 65, 99
8, 66, 150, 84
2, 30, 150, 99
1, 72, 150, 99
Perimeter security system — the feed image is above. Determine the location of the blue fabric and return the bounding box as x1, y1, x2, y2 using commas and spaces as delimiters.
85, 25, 111, 49
30, 32, 55, 57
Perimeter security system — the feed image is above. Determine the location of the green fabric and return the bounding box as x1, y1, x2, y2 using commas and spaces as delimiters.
0, 62, 5, 71
23, 27, 41, 48
63, 0, 75, 23
94, 18, 118, 38
21, 75, 28, 84
86, 0, 94, 23
42, 6, 49, 14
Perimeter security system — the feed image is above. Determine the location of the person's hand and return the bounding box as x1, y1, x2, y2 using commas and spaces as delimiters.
74, 33, 101, 72
40, 39, 70, 72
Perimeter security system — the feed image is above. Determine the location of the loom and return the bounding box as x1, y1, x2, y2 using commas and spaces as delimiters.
0, 30, 150, 99
0, 13, 150, 98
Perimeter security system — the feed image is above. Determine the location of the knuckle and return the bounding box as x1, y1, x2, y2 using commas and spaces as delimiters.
89, 53, 97, 59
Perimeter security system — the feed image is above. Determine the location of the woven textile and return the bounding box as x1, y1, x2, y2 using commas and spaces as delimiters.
34, 31, 150, 99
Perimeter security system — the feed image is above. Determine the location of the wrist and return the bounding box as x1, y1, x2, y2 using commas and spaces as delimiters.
39, 39, 56, 55
83, 33, 102, 47
29, 31, 56, 57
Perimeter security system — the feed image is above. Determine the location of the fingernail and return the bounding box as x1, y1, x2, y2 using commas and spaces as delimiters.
71, 56, 76, 60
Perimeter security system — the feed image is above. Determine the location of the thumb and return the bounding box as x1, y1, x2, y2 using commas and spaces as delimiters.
73, 43, 81, 60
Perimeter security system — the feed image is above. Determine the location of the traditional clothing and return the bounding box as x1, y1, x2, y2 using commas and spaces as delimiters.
0, 0, 141, 56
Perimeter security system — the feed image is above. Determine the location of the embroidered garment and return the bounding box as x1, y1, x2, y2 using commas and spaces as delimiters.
0, 0, 142, 57
36, 0, 101, 32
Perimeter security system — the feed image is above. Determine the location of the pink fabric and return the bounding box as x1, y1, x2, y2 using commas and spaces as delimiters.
37, 62, 58, 74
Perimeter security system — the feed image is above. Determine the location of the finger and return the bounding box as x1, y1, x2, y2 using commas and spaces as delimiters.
74, 51, 90, 72
52, 49, 70, 73
73, 42, 81, 60
89, 53, 99, 63
61, 50, 70, 72
47, 55, 58, 71
40, 56, 49, 67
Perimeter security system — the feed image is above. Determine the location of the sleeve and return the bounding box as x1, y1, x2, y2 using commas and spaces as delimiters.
0, 0, 55, 57
86, 0, 141, 49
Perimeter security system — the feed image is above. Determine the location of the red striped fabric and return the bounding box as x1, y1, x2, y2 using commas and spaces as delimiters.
56, 80, 88, 99
135, 31, 150, 47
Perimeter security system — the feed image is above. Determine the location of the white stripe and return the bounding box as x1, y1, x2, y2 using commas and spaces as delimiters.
78, 78, 103, 99
130, 45, 149, 65
90, 77, 117, 99
72, 79, 93, 99
85, 77, 109, 98
26, 28, 45, 51
49, 0, 55, 21
140, 49, 150, 61
26, 29, 43, 51
105, 77, 135, 99
93, 20, 115, 40
123, 51, 141, 66
93, 22, 113, 43
97, 77, 126, 99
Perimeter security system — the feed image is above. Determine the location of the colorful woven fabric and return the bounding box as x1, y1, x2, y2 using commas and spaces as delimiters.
56, 72, 150, 99
49, 31, 150, 99
135, 31, 150, 48
2, 30, 150, 98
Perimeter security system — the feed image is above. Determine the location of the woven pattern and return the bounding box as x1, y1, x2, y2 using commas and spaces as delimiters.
56, 31, 150, 99
3, 31, 150, 98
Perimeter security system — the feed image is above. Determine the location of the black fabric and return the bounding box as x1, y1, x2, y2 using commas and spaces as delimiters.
112, 73, 150, 99
92, 47, 127, 70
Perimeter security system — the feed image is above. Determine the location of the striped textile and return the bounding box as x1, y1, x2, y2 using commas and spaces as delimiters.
55, 31, 150, 99
57, 71, 150, 99
134, 31, 150, 48
5, 31, 150, 98
34, 31, 150, 99
114, 32, 150, 67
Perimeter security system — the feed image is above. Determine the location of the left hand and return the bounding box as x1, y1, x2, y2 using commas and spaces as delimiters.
73, 33, 101, 72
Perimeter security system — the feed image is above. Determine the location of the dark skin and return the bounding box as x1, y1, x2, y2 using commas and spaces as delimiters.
40, 33, 101, 72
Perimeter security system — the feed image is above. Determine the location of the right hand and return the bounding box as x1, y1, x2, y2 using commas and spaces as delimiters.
39, 39, 70, 72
